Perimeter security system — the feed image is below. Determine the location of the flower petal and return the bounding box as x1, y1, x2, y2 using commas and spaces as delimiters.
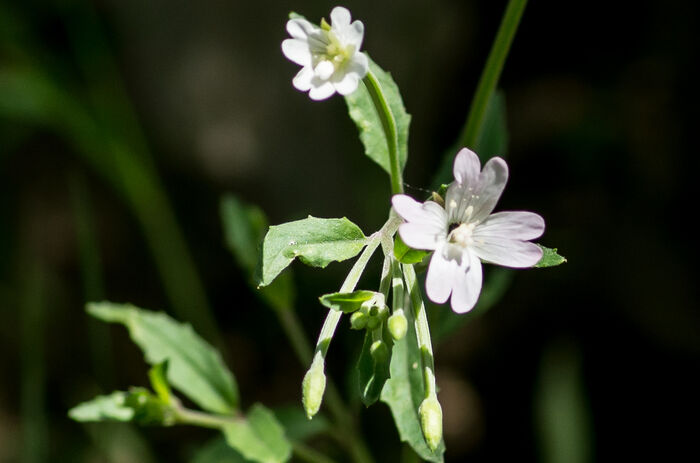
330, 6, 351, 28
425, 243, 460, 304
282, 39, 312, 66
333, 72, 360, 95
470, 239, 543, 268
287, 18, 316, 40
292, 67, 314, 91
453, 148, 481, 185
449, 250, 483, 313
392, 195, 447, 229
308, 81, 336, 100
474, 211, 545, 241
314, 60, 334, 80
471, 157, 509, 221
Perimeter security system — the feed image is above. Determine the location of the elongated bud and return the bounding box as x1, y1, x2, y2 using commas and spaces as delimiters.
302, 355, 326, 419
418, 395, 443, 451
387, 309, 407, 341
350, 311, 368, 330
370, 340, 389, 364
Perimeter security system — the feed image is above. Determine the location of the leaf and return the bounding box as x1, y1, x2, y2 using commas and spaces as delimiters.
381, 299, 445, 462
535, 245, 567, 268
357, 330, 392, 406
122, 387, 175, 426
258, 217, 366, 287
318, 290, 379, 313
345, 56, 411, 176
68, 391, 134, 422
192, 437, 249, 463
273, 405, 330, 442
222, 403, 292, 463
87, 302, 238, 414
394, 235, 429, 265
148, 361, 172, 404
221, 195, 296, 311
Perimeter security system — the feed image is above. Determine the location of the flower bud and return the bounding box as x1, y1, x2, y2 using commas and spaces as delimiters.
370, 340, 389, 364
418, 395, 443, 451
366, 314, 381, 330
350, 311, 368, 330
302, 356, 327, 419
387, 309, 408, 341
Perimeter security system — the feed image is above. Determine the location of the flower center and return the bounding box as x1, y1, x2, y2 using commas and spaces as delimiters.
324, 32, 355, 69
447, 222, 476, 247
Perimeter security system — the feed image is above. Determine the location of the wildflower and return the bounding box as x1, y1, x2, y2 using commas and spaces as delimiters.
282, 6, 368, 100
392, 148, 545, 313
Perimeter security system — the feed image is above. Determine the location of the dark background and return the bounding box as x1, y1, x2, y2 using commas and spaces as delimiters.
1, 0, 698, 461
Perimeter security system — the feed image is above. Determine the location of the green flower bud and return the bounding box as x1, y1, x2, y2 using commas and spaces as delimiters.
350, 311, 368, 330
302, 356, 327, 419
370, 340, 389, 364
418, 395, 443, 451
387, 309, 408, 341
366, 314, 382, 330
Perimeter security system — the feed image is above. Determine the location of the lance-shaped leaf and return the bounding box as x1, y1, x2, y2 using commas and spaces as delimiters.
221, 404, 292, 463
258, 216, 366, 287
535, 245, 567, 268
345, 56, 411, 176
381, 298, 445, 462
319, 290, 380, 313
87, 302, 238, 414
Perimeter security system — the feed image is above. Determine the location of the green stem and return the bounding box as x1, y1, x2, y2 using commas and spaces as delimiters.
402, 264, 437, 398
363, 70, 404, 195
458, 0, 528, 149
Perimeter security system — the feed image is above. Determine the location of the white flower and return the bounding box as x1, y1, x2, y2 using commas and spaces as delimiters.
281, 6, 369, 100
392, 148, 545, 313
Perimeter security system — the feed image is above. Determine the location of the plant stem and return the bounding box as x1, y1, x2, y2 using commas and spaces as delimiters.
363, 70, 404, 195
458, 0, 528, 149
173, 407, 238, 429
402, 264, 437, 397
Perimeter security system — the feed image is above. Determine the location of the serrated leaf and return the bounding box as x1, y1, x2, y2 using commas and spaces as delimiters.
68, 391, 134, 423
87, 302, 238, 414
319, 290, 379, 313
381, 297, 445, 462
258, 217, 366, 287
535, 245, 567, 268
222, 404, 292, 463
345, 56, 410, 175
394, 235, 429, 264
221, 195, 296, 311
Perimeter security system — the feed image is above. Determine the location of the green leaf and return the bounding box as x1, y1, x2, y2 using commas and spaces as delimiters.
68, 391, 134, 423
394, 235, 429, 265
381, 300, 445, 462
318, 290, 379, 313
221, 195, 296, 311
148, 361, 172, 404
357, 329, 393, 406
123, 387, 175, 426
535, 245, 567, 268
87, 302, 238, 414
258, 217, 366, 287
192, 437, 249, 463
221, 403, 292, 463
273, 405, 330, 442
345, 56, 411, 175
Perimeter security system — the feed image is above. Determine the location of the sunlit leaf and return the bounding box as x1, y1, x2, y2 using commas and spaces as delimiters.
535, 245, 567, 268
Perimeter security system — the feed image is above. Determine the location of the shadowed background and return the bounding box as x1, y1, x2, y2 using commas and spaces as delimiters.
1, 0, 698, 461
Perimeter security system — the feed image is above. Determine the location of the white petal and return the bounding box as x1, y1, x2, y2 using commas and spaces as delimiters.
330, 6, 351, 28
308, 81, 336, 100
453, 148, 481, 185
398, 223, 443, 251
425, 244, 459, 304
292, 67, 314, 91
470, 239, 543, 268
314, 60, 334, 80
346, 53, 369, 78
449, 250, 483, 313
471, 157, 509, 221
474, 211, 545, 241
392, 195, 447, 229
287, 18, 316, 40
333, 72, 359, 95
282, 39, 311, 66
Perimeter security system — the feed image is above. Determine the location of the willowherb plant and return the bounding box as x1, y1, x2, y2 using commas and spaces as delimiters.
69, 3, 564, 462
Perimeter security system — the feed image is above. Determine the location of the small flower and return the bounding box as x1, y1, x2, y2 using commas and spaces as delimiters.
392, 148, 545, 313
282, 6, 369, 100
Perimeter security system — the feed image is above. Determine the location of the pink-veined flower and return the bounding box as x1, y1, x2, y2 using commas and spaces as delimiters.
392, 148, 545, 313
